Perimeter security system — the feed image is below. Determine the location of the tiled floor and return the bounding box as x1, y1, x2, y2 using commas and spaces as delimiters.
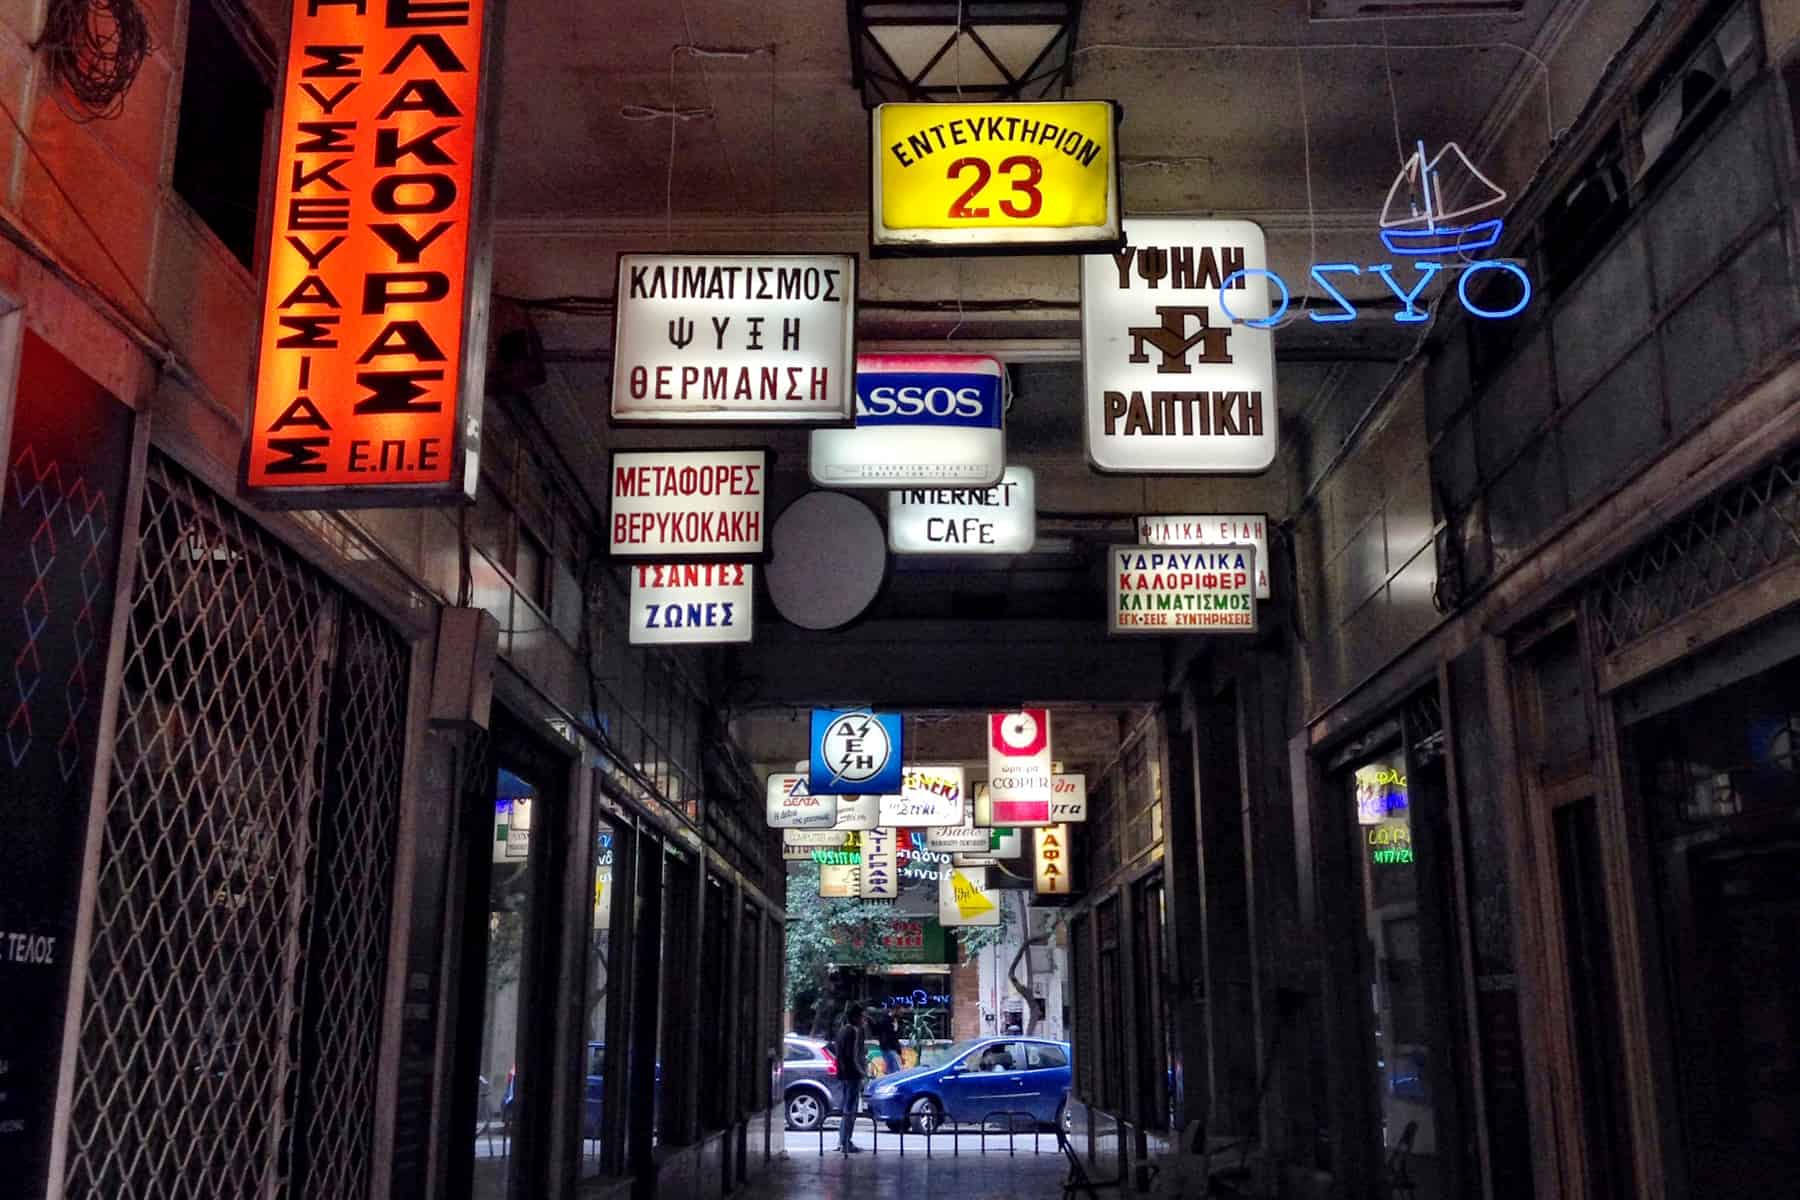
733, 1146, 1113, 1199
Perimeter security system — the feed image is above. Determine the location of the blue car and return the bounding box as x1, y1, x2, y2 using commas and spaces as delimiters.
503, 1042, 658, 1138
865, 1036, 1072, 1133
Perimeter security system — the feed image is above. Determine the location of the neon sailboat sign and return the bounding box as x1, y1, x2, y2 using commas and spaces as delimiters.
1214, 138, 1532, 328
1380, 139, 1509, 256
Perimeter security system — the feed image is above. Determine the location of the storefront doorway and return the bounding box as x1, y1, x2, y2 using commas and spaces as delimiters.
1625, 647, 1800, 1194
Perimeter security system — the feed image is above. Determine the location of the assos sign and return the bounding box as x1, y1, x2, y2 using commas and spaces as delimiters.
627, 563, 752, 645
809, 709, 904, 796
872, 101, 1122, 254
1111, 546, 1258, 635
989, 709, 1054, 825
608, 449, 767, 560
766, 773, 838, 829
1082, 218, 1276, 474
810, 354, 1006, 488
889, 466, 1035, 555
245, 0, 497, 504
611, 253, 857, 423
1138, 514, 1270, 600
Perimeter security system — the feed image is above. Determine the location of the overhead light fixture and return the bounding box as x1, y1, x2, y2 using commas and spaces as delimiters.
846, 1, 1083, 108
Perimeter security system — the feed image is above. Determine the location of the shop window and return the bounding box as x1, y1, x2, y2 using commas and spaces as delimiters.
1627, 651, 1800, 1194
1540, 133, 1628, 298
172, 0, 272, 268
579, 818, 617, 1178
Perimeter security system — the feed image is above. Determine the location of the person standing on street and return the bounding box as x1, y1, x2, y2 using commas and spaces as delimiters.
870, 1004, 904, 1076
833, 1003, 868, 1153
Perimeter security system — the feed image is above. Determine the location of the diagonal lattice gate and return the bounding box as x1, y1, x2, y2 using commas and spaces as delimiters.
63, 454, 410, 1200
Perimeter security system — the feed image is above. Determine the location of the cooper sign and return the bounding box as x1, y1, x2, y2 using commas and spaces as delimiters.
611, 254, 856, 423
608, 449, 767, 561
1082, 218, 1276, 474
245, 0, 496, 504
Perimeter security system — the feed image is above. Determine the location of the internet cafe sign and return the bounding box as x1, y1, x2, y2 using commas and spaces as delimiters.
245, 0, 498, 505
1138, 514, 1270, 600
889, 467, 1034, 554
872, 101, 1122, 254
1082, 218, 1276, 474
611, 253, 856, 422
607, 449, 767, 560
1110, 546, 1258, 634
810, 353, 1006, 488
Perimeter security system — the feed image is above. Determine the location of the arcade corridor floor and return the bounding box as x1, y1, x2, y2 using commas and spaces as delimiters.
733, 1147, 1118, 1200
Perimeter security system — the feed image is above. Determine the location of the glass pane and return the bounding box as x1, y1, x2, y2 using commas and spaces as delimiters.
1350, 751, 1443, 1193
471, 767, 538, 1200
579, 817, 617, 1178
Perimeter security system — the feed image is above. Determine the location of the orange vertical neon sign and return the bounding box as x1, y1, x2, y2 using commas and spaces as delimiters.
244, 0, 492, 503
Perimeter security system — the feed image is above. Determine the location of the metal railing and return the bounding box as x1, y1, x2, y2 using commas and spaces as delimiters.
815, 1104, 1057, 1157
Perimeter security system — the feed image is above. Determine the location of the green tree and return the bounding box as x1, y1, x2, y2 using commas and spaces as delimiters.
784, 863, 904, 1020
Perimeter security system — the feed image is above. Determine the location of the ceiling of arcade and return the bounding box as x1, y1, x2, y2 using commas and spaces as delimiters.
476, 1, 1587, 717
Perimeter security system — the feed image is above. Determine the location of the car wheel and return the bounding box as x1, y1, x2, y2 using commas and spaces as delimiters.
1054, 1100, 1071, 1135
907, 1095, 942, 1134
786, 1089, 824, 1132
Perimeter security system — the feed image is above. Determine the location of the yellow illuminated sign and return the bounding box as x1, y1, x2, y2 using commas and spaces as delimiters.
872, 101, 1121, 252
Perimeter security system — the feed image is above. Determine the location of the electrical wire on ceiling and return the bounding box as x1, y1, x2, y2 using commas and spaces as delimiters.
1071, 39, 1557, 143
35, 0, 151, 122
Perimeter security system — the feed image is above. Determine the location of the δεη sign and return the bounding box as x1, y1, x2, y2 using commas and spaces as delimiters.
1110, 545, 1258, 634
889, 466, 1035, 554
1083, 218, 1277, 474
1137, 514, 1270, 599
873, 101, 1122, 254
611, 254, 856, 422
809, 709, 904, 796
810, 353, 1006, 487
627, 563, 752, 644
608, 449, 767, 560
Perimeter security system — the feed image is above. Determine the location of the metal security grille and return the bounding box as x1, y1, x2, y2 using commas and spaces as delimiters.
1593, 451, 1800, 655
64, 454, 408, 1200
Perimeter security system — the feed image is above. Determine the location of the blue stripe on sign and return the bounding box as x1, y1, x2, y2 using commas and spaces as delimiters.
853, 372, 1004, 429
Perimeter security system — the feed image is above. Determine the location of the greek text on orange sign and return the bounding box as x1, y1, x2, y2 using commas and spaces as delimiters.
246, 0, 490, 496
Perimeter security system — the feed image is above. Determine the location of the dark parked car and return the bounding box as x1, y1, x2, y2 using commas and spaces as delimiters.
502, 1042, 657, 1138
779, 1034, 841, 1131
865, 1036, 1071, 1133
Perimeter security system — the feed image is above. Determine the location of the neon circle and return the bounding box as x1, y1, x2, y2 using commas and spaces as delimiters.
1458, 260, 1532, 319
1218, 268, 1291, 329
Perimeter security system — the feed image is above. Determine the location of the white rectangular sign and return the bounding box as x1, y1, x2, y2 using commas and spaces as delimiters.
988, 710, 1054, 825
1110, 545, 1258, 634
810, 353, 1006, 488
1033, 824, 1073, 895
939, 865, 1001, 927
1138, 514, 1271, 600
1050, 773, 1088, 823
889, 466, 1035, 554
1083, 218, 1277, 473
832, 794, 882, 831
785, 828, 857, 848
627, 563, 753, 644
860, 827, 900, 899
609, 449, 767, 560
612, 253, 856, 423
766, 772, 838, 828
819, 862, 860, 897
927, 811, 993, 852
882, 765, 966, 827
